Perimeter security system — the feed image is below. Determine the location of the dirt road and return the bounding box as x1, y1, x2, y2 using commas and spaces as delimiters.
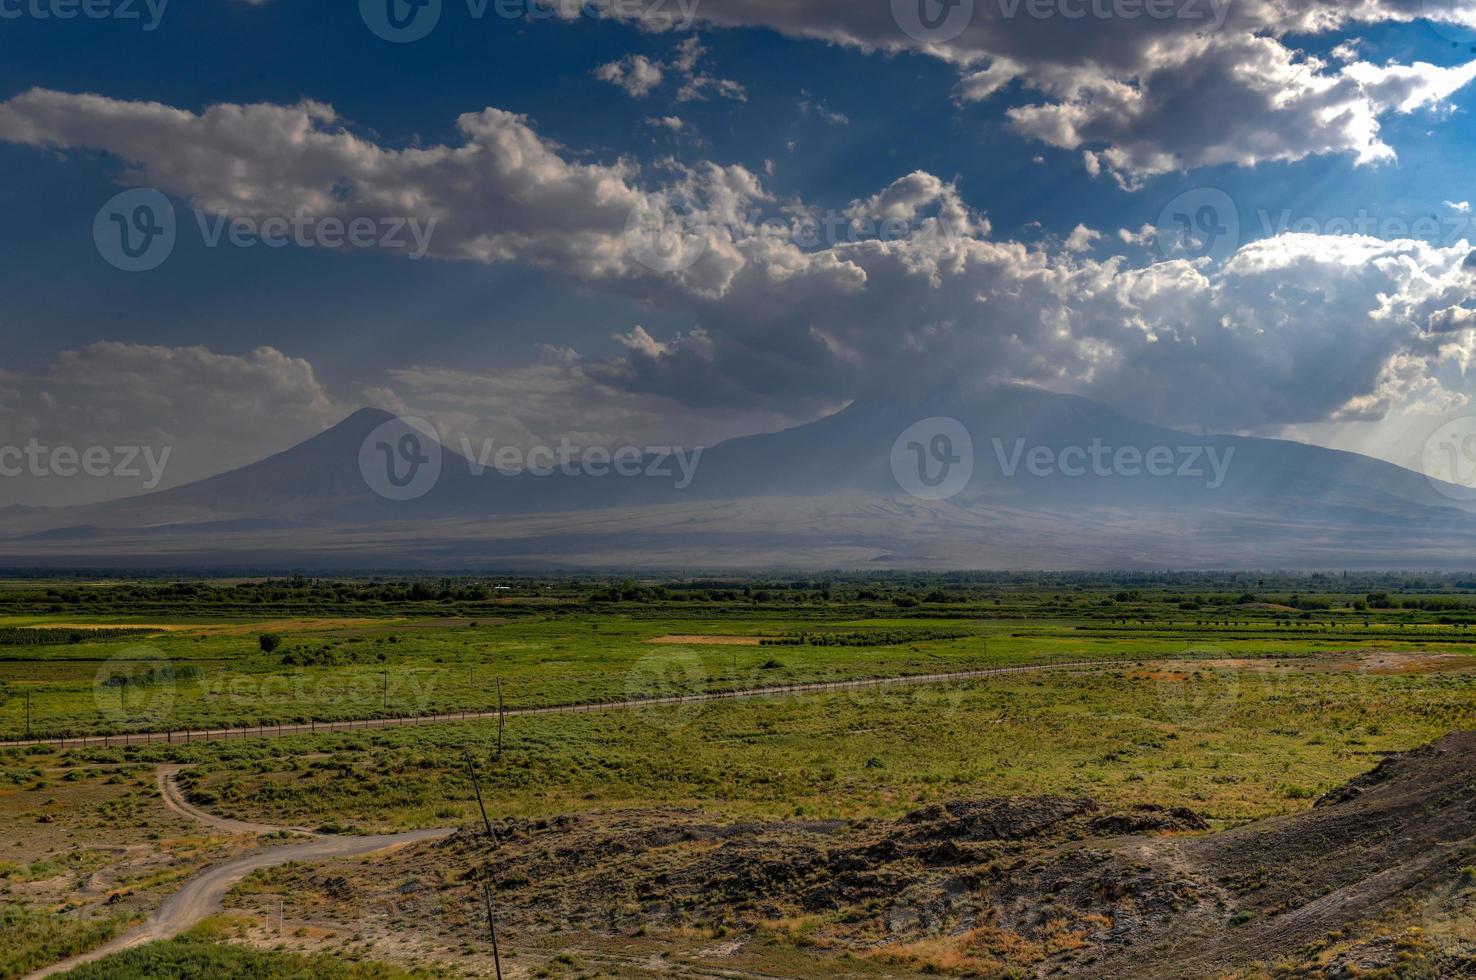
155, 764, 317, 836
24, 770, 454, 980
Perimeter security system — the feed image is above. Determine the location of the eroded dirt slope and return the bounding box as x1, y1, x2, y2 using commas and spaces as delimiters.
248, 734, 1476, 977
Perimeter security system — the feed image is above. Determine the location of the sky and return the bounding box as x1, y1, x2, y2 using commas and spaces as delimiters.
3, 0, 1476, 505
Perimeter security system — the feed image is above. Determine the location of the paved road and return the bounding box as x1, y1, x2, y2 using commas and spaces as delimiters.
25, 769, 453, 979
3, 660, 1103, 750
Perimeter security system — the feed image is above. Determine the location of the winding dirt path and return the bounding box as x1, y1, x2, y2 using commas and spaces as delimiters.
24, 769, 454, 980
155, 765, 316, 837
2, 660, 1103, 750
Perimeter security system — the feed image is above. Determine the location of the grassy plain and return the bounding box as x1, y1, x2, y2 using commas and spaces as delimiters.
4, 574, 1476, 741
2, 574, 1476, 977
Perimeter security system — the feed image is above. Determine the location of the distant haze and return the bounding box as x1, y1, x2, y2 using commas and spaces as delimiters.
3, 385, 1475, 572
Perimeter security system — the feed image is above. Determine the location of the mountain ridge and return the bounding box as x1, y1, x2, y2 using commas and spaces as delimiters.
3, 385, 1474, 570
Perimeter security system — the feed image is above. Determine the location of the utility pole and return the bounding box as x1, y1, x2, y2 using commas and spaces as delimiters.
495, 678, 505, 758
463, 749, 494, 836
463, 749, 504, 980
481, 881, 504, 980
383, 671, 389, 711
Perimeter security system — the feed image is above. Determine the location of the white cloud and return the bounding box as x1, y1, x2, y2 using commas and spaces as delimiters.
363, 347, 794, 458
556, 0, 1476, 184
4, 89, 1475, 440
1015, 44, 1476, 188
0, 344, 339, 506
0, 88, 769, 291
1064, 224, 1101, 252
590, 219, 1476, 432
798, 94, 849, 126
594, 54, 664, 97
595, 38, 746, 104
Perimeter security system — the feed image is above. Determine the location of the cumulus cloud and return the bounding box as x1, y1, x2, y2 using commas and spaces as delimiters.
551, 0, 1476, 185
0, 87, 770, 291
1019, 45, 1476, 188
586, 213, 1476, 432
1064, 224, 1101, 252
0, 344, 339, 506
3, 88, 1475, 443
595, 38, 746, 104
363, 346, 796, 460
594, 54, 665, 97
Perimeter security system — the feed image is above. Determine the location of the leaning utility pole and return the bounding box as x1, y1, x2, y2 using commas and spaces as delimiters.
495, 677, 505, 758
481, 881, 504, 980
463, 749, 494, 837
462, 749, 503, 979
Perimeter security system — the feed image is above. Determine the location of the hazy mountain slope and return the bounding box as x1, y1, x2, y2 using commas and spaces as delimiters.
3, 385, 1474, 570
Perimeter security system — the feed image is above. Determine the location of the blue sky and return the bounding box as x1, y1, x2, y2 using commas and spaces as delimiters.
3, 0, 1476, 503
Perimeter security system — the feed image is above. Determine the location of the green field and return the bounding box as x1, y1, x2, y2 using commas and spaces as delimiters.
4, 573, 1476, 741
4, 574, 1476, 978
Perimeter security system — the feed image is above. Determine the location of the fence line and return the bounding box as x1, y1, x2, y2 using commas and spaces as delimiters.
0, 660, 1105, 750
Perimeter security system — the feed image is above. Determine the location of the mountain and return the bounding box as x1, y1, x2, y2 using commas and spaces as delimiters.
3, 385, 1475, 570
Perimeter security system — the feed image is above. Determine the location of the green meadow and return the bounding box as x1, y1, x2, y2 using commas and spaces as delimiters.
3, 574, 1476, 740
4, 575, 1476, 978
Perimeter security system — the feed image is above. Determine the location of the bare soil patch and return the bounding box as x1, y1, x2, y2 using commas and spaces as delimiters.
647, 634, 764, 645
1347, 650, 1476, 674
252, 731, 1476, 978
17, 623, 184, 632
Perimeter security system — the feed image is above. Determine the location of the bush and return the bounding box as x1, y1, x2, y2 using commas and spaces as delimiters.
258, 633, 282, 654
